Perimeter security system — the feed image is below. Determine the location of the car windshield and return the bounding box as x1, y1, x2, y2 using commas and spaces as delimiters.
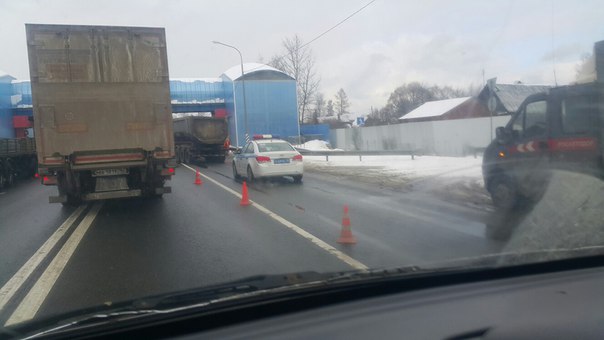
1, 0, 603, 334
257, 142, 295, 152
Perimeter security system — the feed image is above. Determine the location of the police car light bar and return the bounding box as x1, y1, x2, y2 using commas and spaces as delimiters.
253, 134, 274, 140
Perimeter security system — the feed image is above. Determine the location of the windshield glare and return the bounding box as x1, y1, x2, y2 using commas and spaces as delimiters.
0, 0, 603, 332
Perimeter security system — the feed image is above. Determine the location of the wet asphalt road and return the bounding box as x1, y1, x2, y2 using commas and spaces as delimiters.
0, 160, 503, 326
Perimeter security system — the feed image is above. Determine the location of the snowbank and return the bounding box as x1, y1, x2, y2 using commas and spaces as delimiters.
304, 155, 483, 180
295, 139, 343, 151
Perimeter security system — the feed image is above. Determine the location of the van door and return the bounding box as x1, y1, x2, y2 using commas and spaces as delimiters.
549, 93, 601, 176
506, 95, 550, 198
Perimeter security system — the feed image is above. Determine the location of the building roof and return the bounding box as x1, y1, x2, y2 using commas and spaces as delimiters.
221, 63, 292, 81
400, 97, 471, 120
480, 83, 551, 113
0, 70, 16, 81
170, 77, 222, 83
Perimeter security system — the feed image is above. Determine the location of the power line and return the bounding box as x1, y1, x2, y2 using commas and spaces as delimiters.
244, 0, 376, 74
300, 0, 376, 49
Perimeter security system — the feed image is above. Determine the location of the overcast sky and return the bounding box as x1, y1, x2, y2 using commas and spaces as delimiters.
1, 0, 603, 114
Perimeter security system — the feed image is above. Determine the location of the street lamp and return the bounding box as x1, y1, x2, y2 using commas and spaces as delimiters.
212, 40, 249, 145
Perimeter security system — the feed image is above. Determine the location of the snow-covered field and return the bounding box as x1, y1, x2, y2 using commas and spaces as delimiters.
304, 155, 483, 180
300, 141, 491, 209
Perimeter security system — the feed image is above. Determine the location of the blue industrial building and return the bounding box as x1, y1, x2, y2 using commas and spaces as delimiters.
221, 63, 298, 147
1, 63, 299, 147
0, 72, 15, 138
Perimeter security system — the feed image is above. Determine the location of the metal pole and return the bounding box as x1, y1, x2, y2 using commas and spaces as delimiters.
212, 41, 249, 143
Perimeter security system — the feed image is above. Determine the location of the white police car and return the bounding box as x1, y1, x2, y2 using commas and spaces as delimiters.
232, 135, 304, 183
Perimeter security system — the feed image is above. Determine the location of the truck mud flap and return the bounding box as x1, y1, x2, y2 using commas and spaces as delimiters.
83, 189, 142, 201
156, 186, 171, 194
49, 195, 67, 204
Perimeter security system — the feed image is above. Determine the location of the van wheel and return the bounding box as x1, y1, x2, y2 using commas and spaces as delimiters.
489, 175, 517, 211
485, 219, 512, 241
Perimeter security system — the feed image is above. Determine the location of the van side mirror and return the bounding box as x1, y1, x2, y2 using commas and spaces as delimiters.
495, 126, 509, 144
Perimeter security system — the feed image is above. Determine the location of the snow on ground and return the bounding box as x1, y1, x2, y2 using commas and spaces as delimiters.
304, 155, 482, 179
295, 139, 342, 151
304, 154, 491, 209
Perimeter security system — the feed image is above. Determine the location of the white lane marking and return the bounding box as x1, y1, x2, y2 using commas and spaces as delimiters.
0, 205, 88, 312
182, 164, 368, 271
5, 202, 103, 326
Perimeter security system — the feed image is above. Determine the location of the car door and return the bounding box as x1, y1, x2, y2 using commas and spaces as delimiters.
506, 95, 550, 198
237, 142, 254, 174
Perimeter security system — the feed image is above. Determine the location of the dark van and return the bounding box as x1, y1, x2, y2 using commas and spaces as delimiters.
483, 82, 604, 211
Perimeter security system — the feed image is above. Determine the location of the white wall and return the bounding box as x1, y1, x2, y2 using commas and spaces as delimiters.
330, 116, 511, 156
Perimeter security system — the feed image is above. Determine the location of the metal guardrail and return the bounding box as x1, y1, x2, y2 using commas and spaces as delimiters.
296, 148, 418, 161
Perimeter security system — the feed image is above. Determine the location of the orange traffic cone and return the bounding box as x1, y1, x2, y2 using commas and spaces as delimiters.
337, 205, 357, 244
240, 181, 251, 206
194, 169, 203, 185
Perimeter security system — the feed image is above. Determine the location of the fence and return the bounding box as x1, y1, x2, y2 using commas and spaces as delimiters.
330, 116, 511, 156
297, 149, 417, 161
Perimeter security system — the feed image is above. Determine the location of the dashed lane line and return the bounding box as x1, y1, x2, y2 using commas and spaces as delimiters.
182, 164, 369, 271
0, 205, 88, 313
5, 202, 103, 326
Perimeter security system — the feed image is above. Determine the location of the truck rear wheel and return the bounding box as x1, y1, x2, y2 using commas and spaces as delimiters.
184, 148, 191, 164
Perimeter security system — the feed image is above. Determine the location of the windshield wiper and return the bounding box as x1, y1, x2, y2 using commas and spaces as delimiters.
14, 271, 338, 339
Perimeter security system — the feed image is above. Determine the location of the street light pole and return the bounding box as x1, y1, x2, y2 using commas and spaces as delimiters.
212, 41, 249, 145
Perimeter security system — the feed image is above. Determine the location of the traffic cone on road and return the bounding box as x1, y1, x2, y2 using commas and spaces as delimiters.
337, 205, 357, 244
194, 169, 203, 185
240, 181, 251, 206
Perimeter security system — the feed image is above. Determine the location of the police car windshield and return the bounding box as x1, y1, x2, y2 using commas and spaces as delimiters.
257, 142, 295, 153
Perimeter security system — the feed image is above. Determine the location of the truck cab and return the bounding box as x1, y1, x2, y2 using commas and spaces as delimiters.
483, 82, 604, 210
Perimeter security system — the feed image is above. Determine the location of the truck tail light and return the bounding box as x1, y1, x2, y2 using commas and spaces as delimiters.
42, 175, 58, 185
161, 167, 175, 176
292, 154, 303, 162
256, 156, 271, 163
224, 138, 230, 149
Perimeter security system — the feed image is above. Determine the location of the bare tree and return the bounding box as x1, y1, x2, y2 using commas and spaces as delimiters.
309, 92, 326, 124
334, 88, 350, 121
368, 82, 475, 125
326, 100, 335, 117
268, 35, 320, 124
314, 93, 326, 116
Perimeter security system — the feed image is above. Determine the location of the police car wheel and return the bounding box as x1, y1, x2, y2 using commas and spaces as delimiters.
247, 166, 255, 183
232, 162, 240, 180
490, 176, 517, 211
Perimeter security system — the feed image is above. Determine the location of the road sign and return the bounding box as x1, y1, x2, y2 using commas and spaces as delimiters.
486, 77, 497, 92
356, 117, 365, 126
488, 96, 498, 112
